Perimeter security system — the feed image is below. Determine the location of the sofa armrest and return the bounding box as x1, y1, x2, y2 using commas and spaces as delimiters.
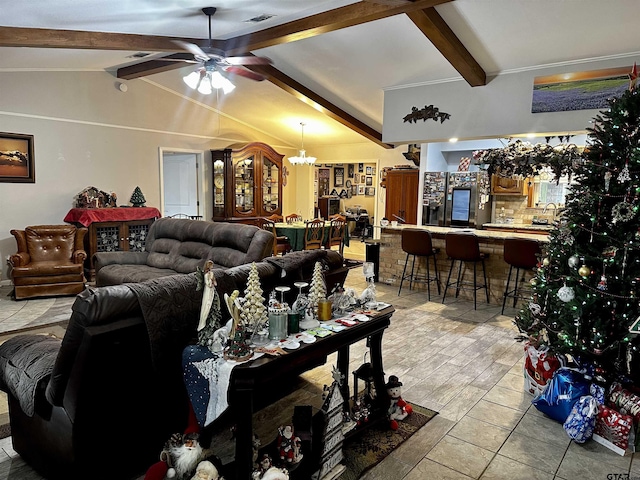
0, 335, 61, 417
10, 252, 30, 267
72, 250, 87, 264
93, 251, 149, 274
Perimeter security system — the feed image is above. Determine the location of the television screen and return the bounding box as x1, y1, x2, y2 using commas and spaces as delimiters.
451, 188, 471, 225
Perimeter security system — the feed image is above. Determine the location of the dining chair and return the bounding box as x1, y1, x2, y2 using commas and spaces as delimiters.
326, 217, 347, 256
304, 219, 325, 250
328, 213, 347, 222
257, 217, 291, 256
286, 213, 303, 224
266, 213, 284, 223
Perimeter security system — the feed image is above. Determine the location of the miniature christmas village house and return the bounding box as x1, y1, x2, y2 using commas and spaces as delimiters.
312, 381, 346, 480
74, 186, 117, 208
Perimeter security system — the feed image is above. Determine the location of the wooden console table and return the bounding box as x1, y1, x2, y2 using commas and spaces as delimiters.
64, 207, 161, 281
219, 306, 393, 480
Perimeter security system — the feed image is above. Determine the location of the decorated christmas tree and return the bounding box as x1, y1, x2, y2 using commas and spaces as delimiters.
516, 78, 640, 380
130, 186, 146, 207
240, 263, 268, 330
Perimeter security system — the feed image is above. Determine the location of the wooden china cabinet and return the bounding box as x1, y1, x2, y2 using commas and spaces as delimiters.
211, 142, 284, 223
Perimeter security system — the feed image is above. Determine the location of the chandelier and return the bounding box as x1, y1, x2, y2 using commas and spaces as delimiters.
289, 122, 316, 165
183, 66, 235, 95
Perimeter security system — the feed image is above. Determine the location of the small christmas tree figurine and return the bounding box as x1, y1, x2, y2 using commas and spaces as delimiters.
308, 261, 327, 316
130, 186, 146, 207
240, 263, 267, 331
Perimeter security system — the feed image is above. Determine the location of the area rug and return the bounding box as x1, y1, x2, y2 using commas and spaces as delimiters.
340, 404, 437, 480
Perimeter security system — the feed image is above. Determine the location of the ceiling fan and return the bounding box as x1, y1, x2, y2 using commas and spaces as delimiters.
174, 6, 272, 89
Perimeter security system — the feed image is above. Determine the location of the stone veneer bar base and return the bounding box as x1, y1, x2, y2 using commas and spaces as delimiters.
377, 226, 549, 306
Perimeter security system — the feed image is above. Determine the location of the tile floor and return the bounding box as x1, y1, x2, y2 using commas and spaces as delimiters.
0, 241, 638, 479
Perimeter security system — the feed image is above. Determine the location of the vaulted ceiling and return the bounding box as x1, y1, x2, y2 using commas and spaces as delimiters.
1, 0, 639, 150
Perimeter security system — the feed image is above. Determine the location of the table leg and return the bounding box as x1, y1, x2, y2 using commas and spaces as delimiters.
337, 346, 350, 411
368, 332, 389, 413
233, 386, 254, 480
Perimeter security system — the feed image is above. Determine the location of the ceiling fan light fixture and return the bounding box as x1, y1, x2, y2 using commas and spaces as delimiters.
183, 69, 235, 95
289, 123, 316, 166
183, 70, 202, 90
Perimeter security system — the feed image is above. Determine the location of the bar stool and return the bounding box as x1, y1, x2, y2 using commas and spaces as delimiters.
442, 231, 489, 310
501, 237, 541, 314
398, 229, 440, 300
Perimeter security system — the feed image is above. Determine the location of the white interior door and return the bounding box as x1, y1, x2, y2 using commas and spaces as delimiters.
162, 152, 199, 218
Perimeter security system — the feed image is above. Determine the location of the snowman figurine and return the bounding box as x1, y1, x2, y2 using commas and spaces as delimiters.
385, 375, 413, 430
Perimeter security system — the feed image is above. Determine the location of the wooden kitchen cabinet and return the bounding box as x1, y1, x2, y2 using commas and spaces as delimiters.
490, 174, 531, 196
211, 142, 284, 223
385, 168, 419, 224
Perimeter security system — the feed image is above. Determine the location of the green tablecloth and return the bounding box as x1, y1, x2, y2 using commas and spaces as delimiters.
275, 222, 350, 251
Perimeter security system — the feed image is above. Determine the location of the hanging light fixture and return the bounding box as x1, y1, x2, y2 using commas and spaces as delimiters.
183, 66, 236, 95
289, 122, 316, 165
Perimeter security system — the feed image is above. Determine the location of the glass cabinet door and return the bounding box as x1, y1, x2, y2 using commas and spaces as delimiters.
234, 155, 255, 215
262, 157, 280, 213
213, 159, 225, 218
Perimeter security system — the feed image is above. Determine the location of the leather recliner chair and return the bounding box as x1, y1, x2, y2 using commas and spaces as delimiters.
10, 224, 88, 300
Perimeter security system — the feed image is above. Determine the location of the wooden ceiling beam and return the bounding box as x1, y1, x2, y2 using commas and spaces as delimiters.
248, 64, 393, 149
0, 26, 223, 52
117, 54, 194, 80
407, 7, 486, 86
223, 0, 452, 56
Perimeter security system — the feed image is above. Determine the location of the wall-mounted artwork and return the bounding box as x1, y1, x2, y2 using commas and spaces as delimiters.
334, 167, 344, 187
532, 67, 630, 113
354, 173, 360, 184
358, 185, 365, 195
358, 163, 364, 173
348, 164, 354, 178
0, 132, 35, 183
365, 187, 375, 196
365, 176, 373, 186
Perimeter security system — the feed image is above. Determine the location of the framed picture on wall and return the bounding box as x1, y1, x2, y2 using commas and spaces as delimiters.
354, 173, 360, 183
358, 163, 364, 173
365, 187, 375, 196
365, 176, 373, 186
351, 185, 358, 196
366, 166, 373, 175
334, 167, 344, 187
0, 132, 35, 183
358, 185, 365, 195
348, 164, 354, 178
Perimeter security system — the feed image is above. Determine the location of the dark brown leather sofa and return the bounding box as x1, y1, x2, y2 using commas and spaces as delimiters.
0, 249, 348, 480
93, 217, 274, 287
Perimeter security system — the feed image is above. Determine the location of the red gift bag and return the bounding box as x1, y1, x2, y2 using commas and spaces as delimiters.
592, 405, 634, 455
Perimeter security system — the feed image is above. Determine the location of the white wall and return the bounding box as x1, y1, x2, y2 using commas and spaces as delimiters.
383, 57, 633, 143
0, 71, 292, 283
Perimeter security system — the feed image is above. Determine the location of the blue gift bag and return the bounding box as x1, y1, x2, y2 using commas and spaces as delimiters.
532, 368, 591, 423
563, 385, 604, 443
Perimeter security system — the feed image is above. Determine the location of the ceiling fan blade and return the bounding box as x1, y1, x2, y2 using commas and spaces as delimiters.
173, 40, 210, 62
155, 57, 200, 64
223, 66, 267, 82
224, 56, 272, 66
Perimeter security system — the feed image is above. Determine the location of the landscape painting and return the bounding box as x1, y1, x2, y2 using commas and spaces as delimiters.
532, 67, 630, 113
0, 132, 35, 183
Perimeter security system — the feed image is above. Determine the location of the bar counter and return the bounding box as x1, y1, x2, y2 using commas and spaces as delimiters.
376, 224, 549, 306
